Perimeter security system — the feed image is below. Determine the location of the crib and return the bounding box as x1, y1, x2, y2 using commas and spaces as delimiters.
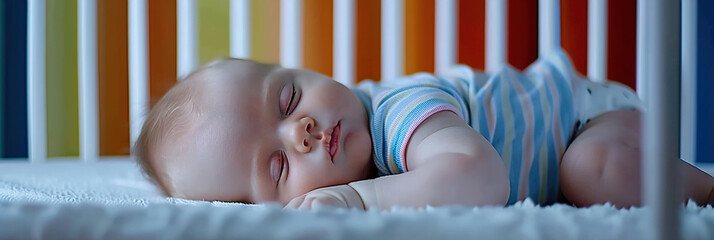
1, 0, 713, 239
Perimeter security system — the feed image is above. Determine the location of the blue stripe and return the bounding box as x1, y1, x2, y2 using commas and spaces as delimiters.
519, 74, 545, 203
486, 72, 519, 205
475, 85, 493, 140
505, 70, 526, 200
541, 71, 560, 202
391, 99, 454, 172
2, 0, 28, 159
697, 0, 714, 163
546, 62, 576, 147
0, 0, 4, 157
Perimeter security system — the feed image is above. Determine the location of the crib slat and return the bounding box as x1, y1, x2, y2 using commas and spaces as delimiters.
230, 0, 251, 59
78, 0, 99, 162
435, 0, 457, 76
538, 0, 560, 56
636, 2, 647, 103
281, 0, 302, 68
27, 0, 47, 162
680, 0, 697, 164
177, 0, 198, 79
334, 0, 355, 86
485, 0, 507, 73
587, 0, 607, 82
381, 0, 403, 81
638, 0, 682, 239
129, 0, 149, 147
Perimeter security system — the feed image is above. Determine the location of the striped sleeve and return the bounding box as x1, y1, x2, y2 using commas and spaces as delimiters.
361, 74, 469, 175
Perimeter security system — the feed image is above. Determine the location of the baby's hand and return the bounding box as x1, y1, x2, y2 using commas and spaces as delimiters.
285, 185, 365, 210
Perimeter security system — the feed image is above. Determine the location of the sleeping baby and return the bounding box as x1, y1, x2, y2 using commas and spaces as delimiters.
134, 50, 714, 209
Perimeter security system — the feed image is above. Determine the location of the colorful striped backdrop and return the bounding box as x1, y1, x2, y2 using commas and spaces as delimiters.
0, 0, 711, 161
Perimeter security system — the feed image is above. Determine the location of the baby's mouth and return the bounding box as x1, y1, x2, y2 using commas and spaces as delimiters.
328, 121, 341, 162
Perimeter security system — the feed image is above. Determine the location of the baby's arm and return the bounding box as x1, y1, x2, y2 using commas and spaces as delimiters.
348, 111, 509, 209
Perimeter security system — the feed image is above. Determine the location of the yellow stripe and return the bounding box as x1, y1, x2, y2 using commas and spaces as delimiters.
46, 0, 79, 158
538, 78, 551, 203
251, 0, 280, 64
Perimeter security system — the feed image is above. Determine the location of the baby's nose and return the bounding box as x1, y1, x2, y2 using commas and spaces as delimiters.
292, 117, 317, 153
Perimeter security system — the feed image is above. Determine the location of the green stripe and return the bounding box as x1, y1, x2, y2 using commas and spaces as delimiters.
46, 0, 79, 157
198, 0, 230, 65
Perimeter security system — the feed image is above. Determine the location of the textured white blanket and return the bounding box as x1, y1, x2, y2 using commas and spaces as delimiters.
1, 160, 713, 240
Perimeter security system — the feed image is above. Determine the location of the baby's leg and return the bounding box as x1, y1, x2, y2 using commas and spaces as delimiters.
559, 110, 714, 208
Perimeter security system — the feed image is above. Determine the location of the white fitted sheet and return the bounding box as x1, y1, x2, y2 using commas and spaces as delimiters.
1, 160, 713, 240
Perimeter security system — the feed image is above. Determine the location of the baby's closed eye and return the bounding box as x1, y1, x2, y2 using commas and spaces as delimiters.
270, 151, 287, 185
280, 83, 297, 115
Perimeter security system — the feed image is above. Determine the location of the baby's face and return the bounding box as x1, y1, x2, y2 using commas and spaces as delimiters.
161, 60, 373, 205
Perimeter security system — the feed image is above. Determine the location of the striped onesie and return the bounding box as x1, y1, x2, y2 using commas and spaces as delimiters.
351, 51, 582, 205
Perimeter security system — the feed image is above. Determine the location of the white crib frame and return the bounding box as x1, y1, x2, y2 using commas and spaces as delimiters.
18, 0, 702, 239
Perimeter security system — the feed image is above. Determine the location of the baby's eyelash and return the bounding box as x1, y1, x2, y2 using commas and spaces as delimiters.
279, 151, 288, 183
286, 85, 296, 115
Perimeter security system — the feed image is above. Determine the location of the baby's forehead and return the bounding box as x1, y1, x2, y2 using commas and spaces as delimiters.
204, 59, 277, 82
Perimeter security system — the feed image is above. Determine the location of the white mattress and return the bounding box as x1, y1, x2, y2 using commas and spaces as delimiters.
1, 160, 713, 240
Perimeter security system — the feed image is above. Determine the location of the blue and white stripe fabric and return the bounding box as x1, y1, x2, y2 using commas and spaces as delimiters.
352, 51, 578, 205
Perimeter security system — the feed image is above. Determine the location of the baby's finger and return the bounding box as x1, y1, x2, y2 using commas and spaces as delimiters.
297, 197, 316, 210
285, 196, 306, 209
310, 197, 344, 209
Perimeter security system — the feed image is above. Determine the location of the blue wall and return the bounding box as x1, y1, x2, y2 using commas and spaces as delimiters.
698, 0, 713, 163
1, 1, 28, 159
0, 0, 4, 156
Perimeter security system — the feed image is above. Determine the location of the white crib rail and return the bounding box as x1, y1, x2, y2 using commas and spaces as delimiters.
129, 0, 149, 147
485, 0, 507, 73
681, 0, 697, 164
435, 0, 457, 76
27, 0, 46, 163
78, 0, 99, 162
333, 0, 355, 86
230, 0, 251, 59
538, 0, 560, 56
381, 0, 403, 82
639, 0, 682, 239
177, 0, 198, 79
587, 0, 607, 82
281, 0, 302, 69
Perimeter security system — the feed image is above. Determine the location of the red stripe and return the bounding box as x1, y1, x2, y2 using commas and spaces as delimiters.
458, 0, 485, 70
560, 0, 588, 75
507, 0, 539, 70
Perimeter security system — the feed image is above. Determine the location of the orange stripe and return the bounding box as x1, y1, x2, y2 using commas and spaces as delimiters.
148, 0, 177, 108
404, 0, 435, 75
355, 0, 381, 82
97, 0, 129, 156
303, 0, 333, 77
